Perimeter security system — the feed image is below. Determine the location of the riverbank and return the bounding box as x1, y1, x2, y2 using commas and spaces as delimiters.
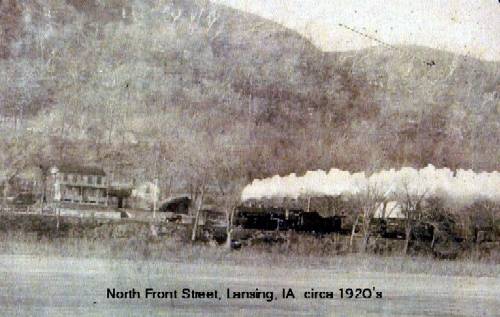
1, 213, 498, 277
0, 254, 499, 316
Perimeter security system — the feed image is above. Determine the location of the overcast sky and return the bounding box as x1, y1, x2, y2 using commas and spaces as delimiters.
212, 0, 499, 61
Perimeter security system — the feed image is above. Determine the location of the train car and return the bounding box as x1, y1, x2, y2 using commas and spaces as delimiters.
294, 212, 342, 233
234, 204, 342, 233
234, 206, 287, 230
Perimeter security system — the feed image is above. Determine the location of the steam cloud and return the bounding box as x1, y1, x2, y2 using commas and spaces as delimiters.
241, 165, 500, 205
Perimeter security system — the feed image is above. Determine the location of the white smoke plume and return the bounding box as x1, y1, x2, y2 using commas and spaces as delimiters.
241, 165, 500, 206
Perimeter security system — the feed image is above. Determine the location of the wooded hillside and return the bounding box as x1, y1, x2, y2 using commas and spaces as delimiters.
0, 0, 498, 196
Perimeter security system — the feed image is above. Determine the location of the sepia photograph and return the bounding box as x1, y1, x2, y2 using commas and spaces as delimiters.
0, 0, 499, 316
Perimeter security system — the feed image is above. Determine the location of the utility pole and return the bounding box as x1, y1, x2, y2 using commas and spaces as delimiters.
153, 142, 160, 220
153, 177, 158, 220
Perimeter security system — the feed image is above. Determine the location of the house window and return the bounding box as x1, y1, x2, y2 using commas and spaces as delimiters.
97, 176, 102, 185
72, 175, 78, 183
87, 175, 93, 185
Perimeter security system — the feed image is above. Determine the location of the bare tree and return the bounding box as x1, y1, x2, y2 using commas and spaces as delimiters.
191, 186, 205, 241
396, 183, 429, 255
219, 185, 245, 249
356, 184, 386, 253
0, 136, 35, 212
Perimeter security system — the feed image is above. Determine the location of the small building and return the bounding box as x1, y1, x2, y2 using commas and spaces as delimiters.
199, 204, 226, 227
130, 181, 160, 210
108, 186, 132, 209
374, 201, 404, 219
159, 196, 191, 214
42, 164, 108, 205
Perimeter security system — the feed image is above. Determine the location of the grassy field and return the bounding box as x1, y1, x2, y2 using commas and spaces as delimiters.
1, 214, 499, 316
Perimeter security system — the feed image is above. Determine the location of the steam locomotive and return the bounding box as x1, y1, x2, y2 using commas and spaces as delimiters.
234, 205, 343, 234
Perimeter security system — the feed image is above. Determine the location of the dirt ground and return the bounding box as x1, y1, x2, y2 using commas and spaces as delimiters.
0, 254, 498, 316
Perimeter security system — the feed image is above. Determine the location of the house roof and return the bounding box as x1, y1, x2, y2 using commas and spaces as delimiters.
201, 204, 225, 214
40, 162, 106, 176
161, 196, 191, 205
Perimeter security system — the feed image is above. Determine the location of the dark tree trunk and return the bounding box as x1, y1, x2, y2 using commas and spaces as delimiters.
403, 224, 411, 255
2, 181, 8, 212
